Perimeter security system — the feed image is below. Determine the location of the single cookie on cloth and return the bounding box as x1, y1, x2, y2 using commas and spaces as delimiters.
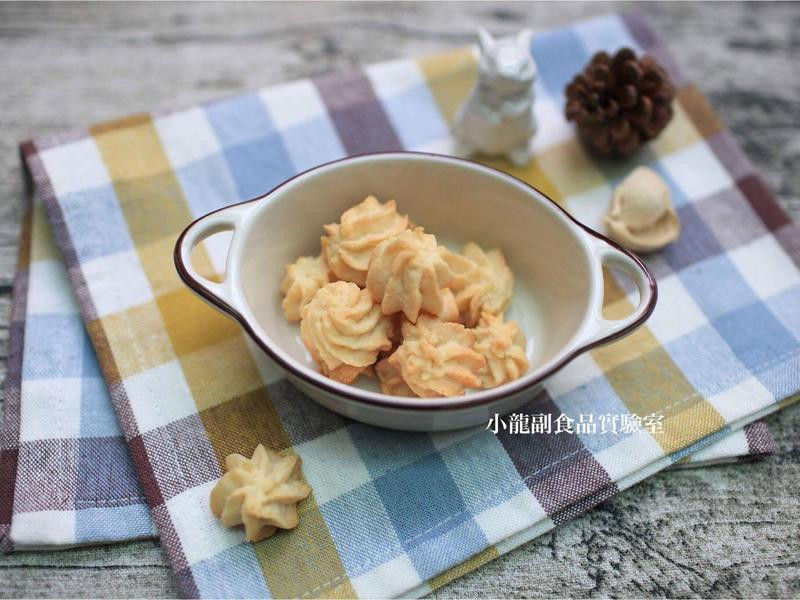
388, 316, 486, 397
366, 228, 457, 323
604, 166, 680, 253
473, 312, 529, 388
280, 255, 332, 322
210, 444, 311, 543
300, 281, 393, 383
321, 196, 409, 287
444, 242, 514, 327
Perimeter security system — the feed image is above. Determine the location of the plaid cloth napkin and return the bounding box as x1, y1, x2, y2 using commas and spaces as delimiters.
0, 196, 157, 550
3, 11, 799, 597
0, 193, 774, 552
0, 196, 775, 552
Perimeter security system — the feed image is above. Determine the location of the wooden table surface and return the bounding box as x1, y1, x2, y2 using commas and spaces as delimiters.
1, 2, 798, 597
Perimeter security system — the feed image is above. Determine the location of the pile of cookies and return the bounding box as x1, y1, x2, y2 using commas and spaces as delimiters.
280, 196, 529, 397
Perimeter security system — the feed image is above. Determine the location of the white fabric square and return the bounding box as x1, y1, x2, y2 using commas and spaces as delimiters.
531, 95, 574, 152
260, 79, 327, 130
351, 554, 421, 599
593, 430, 665, 481
366, 58, 426, 98
660, 141, 733, 202
26, 260, 79, 315
295, 429, 371, 505
155, 107, 222, 168
199, 230, 232, 276
566, 184, 613, 233
82, 250, 154, 317
20, 378, 83, 442
474, 488, 546, 545
686, 430, 749, 463
545, 352, 604, 398
707, 376, 773, 424
11, 510, 76, 548
729, 234, 800, 300
125, 360, 196, 433
167, 480, 243, 566
417, 136, 459, 155
646, 273, 708, 345
39, 138, 110, 197
495, 516, 556, 555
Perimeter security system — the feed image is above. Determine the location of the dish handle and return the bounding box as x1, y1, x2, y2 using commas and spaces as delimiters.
580, 236, 658, 349
173, 201, 255, 311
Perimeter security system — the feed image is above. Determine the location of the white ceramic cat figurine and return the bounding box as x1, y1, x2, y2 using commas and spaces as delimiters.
454, 28, 538, 166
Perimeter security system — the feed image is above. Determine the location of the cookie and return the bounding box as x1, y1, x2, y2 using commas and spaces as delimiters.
321, 196, 409, 286
300, 281, 393, 383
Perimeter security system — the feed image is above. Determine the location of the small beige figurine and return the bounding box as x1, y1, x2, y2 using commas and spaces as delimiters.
604, 166, 680, 253
454, 28, 537, 166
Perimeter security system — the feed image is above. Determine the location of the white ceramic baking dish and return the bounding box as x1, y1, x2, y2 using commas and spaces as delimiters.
175, 153, 657, 431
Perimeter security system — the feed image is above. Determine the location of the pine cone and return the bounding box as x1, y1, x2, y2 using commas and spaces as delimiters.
565, 48, 675, 156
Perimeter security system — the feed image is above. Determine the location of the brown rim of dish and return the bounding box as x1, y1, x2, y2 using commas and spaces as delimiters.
174, 151, 658, 412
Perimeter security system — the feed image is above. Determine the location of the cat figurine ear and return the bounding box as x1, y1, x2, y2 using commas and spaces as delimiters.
516, 29, 536, 76
516, 29, 533, 47
478, 28, 496, 55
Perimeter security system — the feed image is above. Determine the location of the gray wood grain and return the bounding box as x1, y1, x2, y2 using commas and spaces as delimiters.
0, 2, 798, 598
